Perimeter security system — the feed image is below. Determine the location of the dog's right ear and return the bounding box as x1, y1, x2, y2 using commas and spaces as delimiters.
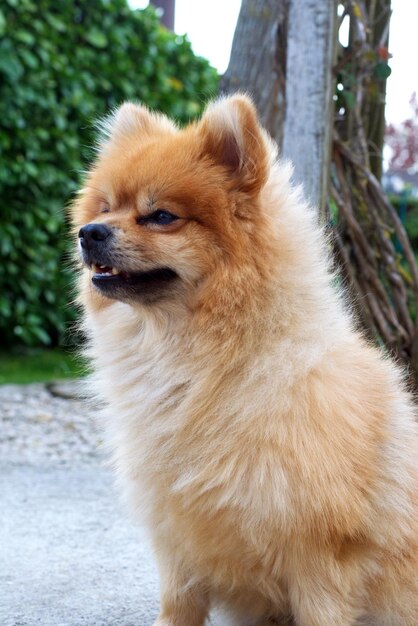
97, 102, 176, 151
197, 94, 270, 196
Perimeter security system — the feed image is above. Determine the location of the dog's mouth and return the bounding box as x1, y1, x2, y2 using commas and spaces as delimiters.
92, 264, 132, 280
90, 263, 179, 303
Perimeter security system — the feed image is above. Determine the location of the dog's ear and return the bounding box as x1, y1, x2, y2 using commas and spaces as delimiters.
198, 94, 270, 195
97, 102, 176, 151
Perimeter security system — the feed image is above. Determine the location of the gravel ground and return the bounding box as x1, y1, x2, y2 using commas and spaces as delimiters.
0, 382, 102, 466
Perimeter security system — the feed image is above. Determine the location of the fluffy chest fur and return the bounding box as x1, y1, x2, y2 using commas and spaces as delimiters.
86, 301, 418, 619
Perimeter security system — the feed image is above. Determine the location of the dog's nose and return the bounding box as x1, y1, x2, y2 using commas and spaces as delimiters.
79, 223, 112, 249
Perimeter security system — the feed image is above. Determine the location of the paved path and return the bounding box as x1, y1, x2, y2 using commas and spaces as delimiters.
1, 463, 160, 626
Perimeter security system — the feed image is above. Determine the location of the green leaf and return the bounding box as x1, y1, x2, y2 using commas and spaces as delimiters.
0, 10, 6, 36
85, 29, 107, 48
31, 326, 52, 345
343, 90, 356, 109
374, 62, 392, 79
46, 14, 66, 32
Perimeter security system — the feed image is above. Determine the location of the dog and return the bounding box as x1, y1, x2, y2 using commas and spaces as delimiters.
73, 95, 418, 625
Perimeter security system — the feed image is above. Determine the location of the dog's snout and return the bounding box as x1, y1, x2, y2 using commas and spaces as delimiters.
79, 223, 112, 249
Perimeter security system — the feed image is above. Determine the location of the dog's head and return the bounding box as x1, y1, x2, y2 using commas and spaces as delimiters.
73, 95, 273, 309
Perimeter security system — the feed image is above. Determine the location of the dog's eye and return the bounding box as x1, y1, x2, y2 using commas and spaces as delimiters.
138, 210, 179, 226
100, 207, 110, 214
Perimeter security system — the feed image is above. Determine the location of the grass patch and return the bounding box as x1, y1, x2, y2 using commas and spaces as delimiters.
0, 348, 88, 385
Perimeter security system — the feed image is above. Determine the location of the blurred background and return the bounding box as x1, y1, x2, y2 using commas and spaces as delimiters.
1, 0, 417, 384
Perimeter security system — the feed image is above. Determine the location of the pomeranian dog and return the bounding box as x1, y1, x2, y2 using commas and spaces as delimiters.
72, 95, 418, 625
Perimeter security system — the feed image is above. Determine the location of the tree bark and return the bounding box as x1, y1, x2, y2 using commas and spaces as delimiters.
221, 0, 337, 219
150, 0, 175, 31
282, 0, 337, 220
220, 0, 288, 147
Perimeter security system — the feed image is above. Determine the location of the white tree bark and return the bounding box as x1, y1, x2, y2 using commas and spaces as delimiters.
282, 0, 337, 219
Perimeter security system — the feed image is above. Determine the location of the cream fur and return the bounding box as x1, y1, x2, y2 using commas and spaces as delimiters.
75, 96, 418, 626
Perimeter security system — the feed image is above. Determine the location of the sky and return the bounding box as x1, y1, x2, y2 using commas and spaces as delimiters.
385, 0, 418, 123
130, 1, 417, 125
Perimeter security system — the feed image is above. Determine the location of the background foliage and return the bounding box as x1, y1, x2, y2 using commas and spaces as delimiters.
0, 0, 218, 347
385, 92, 418, 173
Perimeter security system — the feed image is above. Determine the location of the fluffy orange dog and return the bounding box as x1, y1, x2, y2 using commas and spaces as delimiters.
73, 95, 418, 625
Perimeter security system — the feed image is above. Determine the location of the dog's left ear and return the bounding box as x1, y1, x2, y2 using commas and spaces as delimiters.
198, 94, 269, 195
97, 102, 176, 152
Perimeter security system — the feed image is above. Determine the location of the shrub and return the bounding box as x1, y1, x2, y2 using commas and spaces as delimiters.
0, 0, 218, 347
389, 195, 418, 247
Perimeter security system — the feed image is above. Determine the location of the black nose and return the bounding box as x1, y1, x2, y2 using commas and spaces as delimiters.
78, 223, 112, 249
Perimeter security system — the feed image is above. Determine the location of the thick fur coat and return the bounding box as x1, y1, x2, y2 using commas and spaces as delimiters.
73, 95, 418, 625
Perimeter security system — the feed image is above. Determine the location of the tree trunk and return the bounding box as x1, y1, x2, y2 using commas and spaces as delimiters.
150, 0, 175, 30
282, 0, 337, 219
221, 0, 337, 219
220, 0, 288, 147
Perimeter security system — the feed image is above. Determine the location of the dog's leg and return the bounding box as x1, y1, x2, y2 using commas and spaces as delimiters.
291, 597, 359, 626
152, 556, 209, 626
288, 554, 365, 626
222, 597, 294, 626
153, 584, 208, 626
290, 583, 361, 626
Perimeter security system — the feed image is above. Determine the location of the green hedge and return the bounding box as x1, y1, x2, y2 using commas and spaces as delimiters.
389, 195, 418, 247
0, 0, 218, 347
